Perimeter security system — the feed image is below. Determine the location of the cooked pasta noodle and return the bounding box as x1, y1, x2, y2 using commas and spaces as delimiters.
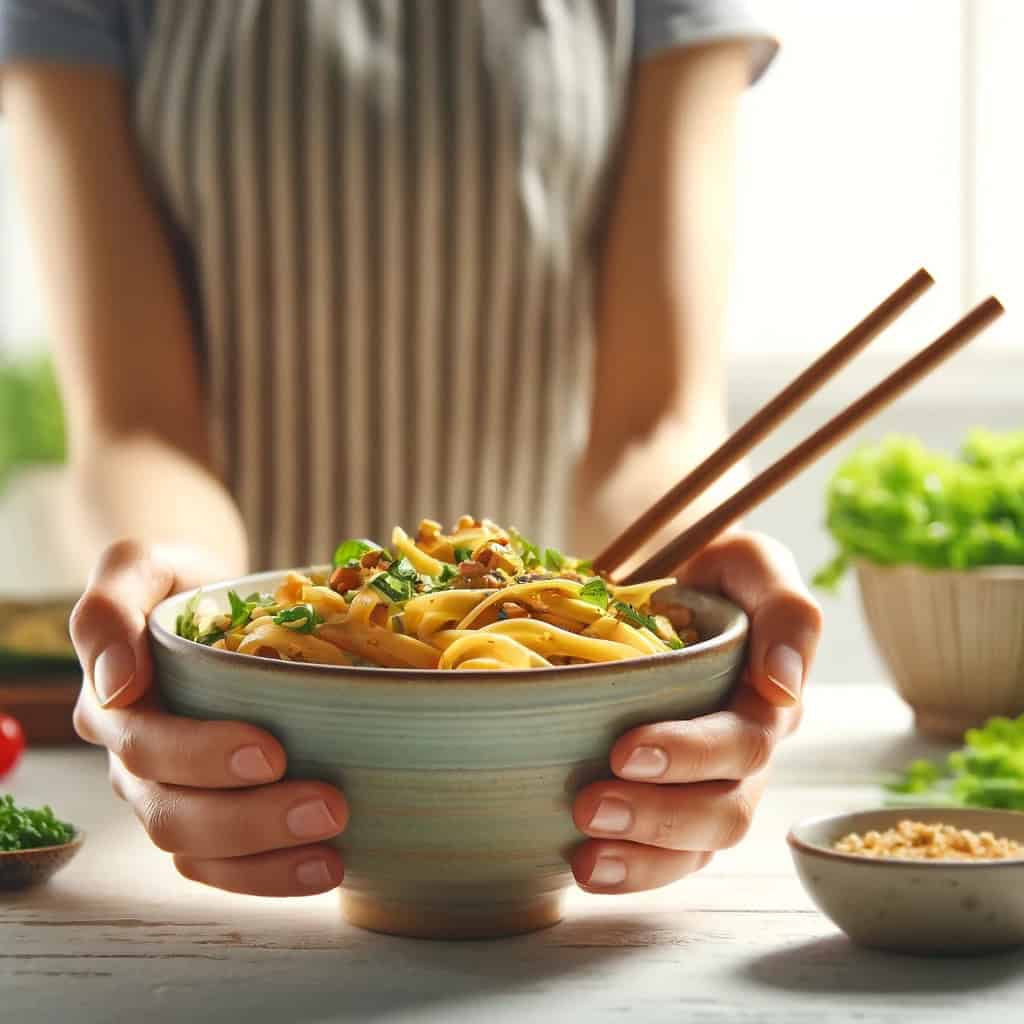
175, 517, 700, 670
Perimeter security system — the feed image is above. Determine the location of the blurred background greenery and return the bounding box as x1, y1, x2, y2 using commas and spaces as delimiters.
0, 355, 65, 494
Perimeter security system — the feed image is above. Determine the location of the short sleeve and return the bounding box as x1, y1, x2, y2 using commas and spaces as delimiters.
0, 1, 127, 73
634, 0, 778, 83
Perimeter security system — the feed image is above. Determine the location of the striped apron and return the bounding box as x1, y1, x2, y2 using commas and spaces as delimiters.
133, 0, 633, 570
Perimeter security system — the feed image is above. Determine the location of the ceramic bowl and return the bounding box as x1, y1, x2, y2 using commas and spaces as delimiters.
0, 831, 85, 890
855, 561, 1024, 739
789, 807, 1024, 955
150, 570, 747, 939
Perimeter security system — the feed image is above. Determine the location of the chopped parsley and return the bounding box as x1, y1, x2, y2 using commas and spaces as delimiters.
578, 577, 610, 610
272, 603, 323, 633
0, 794, 74, 852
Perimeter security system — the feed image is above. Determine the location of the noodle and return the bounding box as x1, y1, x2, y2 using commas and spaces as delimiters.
175, 516, 697, 670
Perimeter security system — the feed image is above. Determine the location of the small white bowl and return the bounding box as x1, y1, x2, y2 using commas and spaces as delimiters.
855, 561, 1024, 739
788, 808, 1024, 956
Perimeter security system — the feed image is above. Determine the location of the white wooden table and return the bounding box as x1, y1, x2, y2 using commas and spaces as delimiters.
4, 683, 1023, 1024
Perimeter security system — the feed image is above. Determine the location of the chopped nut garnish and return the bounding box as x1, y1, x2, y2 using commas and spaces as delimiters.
833, 820, 1022, 861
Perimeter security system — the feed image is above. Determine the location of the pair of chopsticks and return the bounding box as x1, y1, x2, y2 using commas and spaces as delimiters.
594, 269, 1005, 585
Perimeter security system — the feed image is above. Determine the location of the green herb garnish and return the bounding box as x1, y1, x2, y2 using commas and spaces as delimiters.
543, 547, 565, 572
887, 714, 1024, 810
370, 573, 413, 604
578, 578, 610, 610
0, 794, 74, 852
815, 430, 1024, 589
272, 603, 323, 633
453, 546, 474, 564
509, 528, 542, 570
388, 557, 420, 584
332, 538, 378, 568
613, 600, 658, 633
175, 592, 202, 642
226, 590, 274, 629
574, 558, 594, 575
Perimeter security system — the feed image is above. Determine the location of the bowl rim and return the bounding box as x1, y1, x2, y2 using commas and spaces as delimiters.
852, 558, 1024, 582
148, 569, 748, 686
0, 829, 85, 859
787, 808, 1024, 869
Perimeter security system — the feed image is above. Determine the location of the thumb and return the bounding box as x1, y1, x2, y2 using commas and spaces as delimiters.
70, 540, 176, 709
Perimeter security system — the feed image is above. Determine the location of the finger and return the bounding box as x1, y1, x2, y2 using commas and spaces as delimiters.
74, 697, 285, 788
610, 689, 799, 783
572, 841, 712, 894
174, 846, 344, 897
573, 774, 769, 852
677, 531, 823, 707
70, 540, 176, 709
112, 761, 348, 858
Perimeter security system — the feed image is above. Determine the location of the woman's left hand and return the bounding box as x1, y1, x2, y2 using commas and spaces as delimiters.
570, 530, 823, 893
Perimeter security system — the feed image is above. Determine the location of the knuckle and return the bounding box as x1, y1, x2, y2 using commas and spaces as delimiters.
112, 713, 149, 778
652, 808, 682, 850
719, 787, 756, 849
69, 589, 121, 648
138, 792, 182, 853
741, 722, 776, 777
100, 538, 150, 573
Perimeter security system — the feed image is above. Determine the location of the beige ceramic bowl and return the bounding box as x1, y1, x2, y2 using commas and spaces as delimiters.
0, 831, 85, 890
856, 561, 1024, 739
150, 571, 747, 940
789, 807, 1024, 955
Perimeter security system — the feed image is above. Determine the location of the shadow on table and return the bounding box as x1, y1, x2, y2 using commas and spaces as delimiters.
741, 934, 1024, 995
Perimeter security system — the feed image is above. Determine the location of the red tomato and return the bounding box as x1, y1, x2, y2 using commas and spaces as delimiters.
0, 714, 26, 778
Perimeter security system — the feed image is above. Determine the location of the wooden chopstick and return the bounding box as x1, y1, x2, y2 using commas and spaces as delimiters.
592, 268, 935, 577
618, 296, 1005, 585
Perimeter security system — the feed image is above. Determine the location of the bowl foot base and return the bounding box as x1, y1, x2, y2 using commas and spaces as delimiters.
340, 890, 566, 940
912, 706, 996, 740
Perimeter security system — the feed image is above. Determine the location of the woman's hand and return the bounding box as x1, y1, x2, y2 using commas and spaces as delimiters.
71, 539, 348, 896
570, 530, 822, 893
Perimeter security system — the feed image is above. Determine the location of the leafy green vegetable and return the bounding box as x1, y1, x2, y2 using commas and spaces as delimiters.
887, 714, 1024, 810
272, 603, 322, 633
0, 794, 74, 851
453, 546, 474, 564
175, 593, 202, 642
370, 573, 413, 604
574, 559, 594, 575
816, 431, 1024, 589
664, 636, 685, 651
227, 590, 276, 629
423, 562, 459, 593
578, 578, 610, 610
613, 600, 658, 633
332, 539, 377, 568
543, 547, 565, 572
0, 356, 67, 494
509, 529, 542, 570
388, 558, 420, 584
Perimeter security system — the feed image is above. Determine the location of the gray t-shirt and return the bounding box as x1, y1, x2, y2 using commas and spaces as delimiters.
0, 1, 775, 569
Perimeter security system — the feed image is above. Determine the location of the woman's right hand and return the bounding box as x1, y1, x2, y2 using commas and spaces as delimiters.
70, 539, 348, 896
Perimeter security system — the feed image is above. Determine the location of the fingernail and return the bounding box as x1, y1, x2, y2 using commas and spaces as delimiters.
620, 746, 669, 780
229, 746, 275, 783
296, 858, 334, 892
765, 643, 804, 704
588, 798, 633, 834
287, 799, 340, 840
587, 855, 626, 888
94, 643, 136, 706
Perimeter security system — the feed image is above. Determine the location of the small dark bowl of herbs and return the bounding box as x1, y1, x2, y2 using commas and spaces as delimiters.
0, 794, 83, 890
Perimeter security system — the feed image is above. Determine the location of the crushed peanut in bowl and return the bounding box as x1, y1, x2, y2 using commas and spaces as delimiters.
833, 819, 1023, 862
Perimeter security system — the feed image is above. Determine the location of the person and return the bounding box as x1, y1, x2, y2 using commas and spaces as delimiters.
0, 1, 821, 899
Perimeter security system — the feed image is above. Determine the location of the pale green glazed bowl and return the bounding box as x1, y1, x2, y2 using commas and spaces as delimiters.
150, 570, 747, 939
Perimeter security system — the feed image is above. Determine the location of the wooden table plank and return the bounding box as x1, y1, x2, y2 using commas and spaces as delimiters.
3, 683, 1020, 1023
